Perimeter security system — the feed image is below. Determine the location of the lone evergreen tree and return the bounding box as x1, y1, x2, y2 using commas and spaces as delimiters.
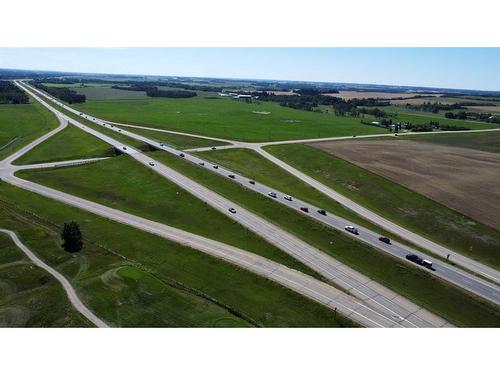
61, 221, 83, 253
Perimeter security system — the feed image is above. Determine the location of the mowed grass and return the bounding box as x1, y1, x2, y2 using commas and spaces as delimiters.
18, 155, 316, 277
0, 100, 59, 160
409, 131, 500, 154
43, 83, 149, 100
116, 125, 230, 150
0, 233, 92, 327
0, 183, 353, 327
266, 144, 500, 269
13, 124, 115, 165
148, 149, 500, 327
72, 96, 388, 141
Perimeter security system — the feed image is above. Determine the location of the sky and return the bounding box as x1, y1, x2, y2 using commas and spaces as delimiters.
1, 48, 499, 91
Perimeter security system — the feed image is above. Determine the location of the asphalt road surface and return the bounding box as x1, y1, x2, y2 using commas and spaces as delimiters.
0, 229, 109, 328
14, 81, 454, 327
26, 81, 499, 307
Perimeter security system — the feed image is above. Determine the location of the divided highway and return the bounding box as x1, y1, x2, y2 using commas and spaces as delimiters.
23, 81, 500, 307
14, 81, 454, 327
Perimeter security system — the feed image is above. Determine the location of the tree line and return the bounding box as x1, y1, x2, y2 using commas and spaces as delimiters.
0, 81, 29, 104
112, 84, 197, 98
34, 82, 86, 104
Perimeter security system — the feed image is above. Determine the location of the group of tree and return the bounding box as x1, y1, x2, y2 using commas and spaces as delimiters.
0, 80, 29, 104
61, 221, 83, 253
445, 110, 499, 123
112, 83, 197, 98
34, 81, 86, 104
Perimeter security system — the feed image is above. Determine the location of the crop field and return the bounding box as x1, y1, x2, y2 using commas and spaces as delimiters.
17, 155, 315, 277
0, 233, 91, 327
404, 131, 500, 154
266, 143, 500, 269
72, 96, 388, 141
0, 100, 59, 160
324, 91, 442, 100
14, 124, 115, 165
0, 183, 350, 327
312, 139, 500, 231
147, 150, 500, 327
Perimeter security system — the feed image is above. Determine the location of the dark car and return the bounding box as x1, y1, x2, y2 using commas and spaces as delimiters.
378, 236, 391, 244
406, 254, 423, 264
211, 147, 217, 150
249, 180, 255, 185
198, 162, 205, 166
228, 174, 235, 179
300, 207, 309, 213
179, 153, 185, 157
213, 165, 219, 169
317, 209, 327, 215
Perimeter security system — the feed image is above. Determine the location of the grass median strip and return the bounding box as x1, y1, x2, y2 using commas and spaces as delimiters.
13, 124, 115, 165
265, 144, 500, 269
17, 155, 320, 279
0, 182, 354, 327
146, 150, 500, 327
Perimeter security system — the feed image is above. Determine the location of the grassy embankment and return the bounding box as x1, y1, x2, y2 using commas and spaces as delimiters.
17, 156, 318, 279
0, 182, 352, 327
0, 99, 59, 160
0, 233, 92, 327
13, 124, 115, 165
265, 144, 500, 270
131, 150, 500, 327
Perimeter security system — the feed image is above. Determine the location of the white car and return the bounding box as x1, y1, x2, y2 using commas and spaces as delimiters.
344, 225, 359, 235
284, 195, 293, 201
268, 192, 277, 198
149, 161, 155, 166
228, 208, 236, 214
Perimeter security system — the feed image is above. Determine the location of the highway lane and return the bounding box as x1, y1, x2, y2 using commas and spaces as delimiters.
97, 120, 500, 286
30, 82, 500, 307
0, 228, 109, 328
16, 81, 451, 328
0, 106, 398, 328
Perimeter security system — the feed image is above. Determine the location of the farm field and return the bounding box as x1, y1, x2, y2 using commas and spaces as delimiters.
266, 143, 500, 269
17, 156, 316, 277
0, 183, 350, 327
72, 96, 388, 141
0, 232, 91, 327
148, 150, 500, 327
13, 124, 115, 165
44, 83, 149, 101
0, 100, 59, 160
325, 91, 442, 100
409, 131, 500, 154
312, 139, 500, 231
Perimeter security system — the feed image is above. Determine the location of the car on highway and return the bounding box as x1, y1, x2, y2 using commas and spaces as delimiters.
249, 180, 255, 185
122, 147, 127, 150
406, 254, 434, 270
284, 195, 293, 201
160, 143, 165, 147
179, 153, 185, 157
79, 112, 83, 115
378, 236, 391, 244
268, 192, 277, 198
317, 209, 327, 216
213, 165, 219, 169
149, 161, 155, 166
228, 208, 236, 213
228, 174, 235, 179
199, 162, 205, 166
211, 147, 217, 150
300, 207, 309, 213
344, 225, 359, 235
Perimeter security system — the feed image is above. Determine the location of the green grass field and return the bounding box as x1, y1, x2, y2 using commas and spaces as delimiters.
71, 96, 388, 141
116, 125, 230, 150
0, 182, 352, 327
0, 233, 92, 327
0, 100, 59, 161
43, 83, 149, 101
144, 150, 500, 327
13, 124, 115, 165
265, 144, 500, 269
409, 131, 500, 154
18, 155, 317, 278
